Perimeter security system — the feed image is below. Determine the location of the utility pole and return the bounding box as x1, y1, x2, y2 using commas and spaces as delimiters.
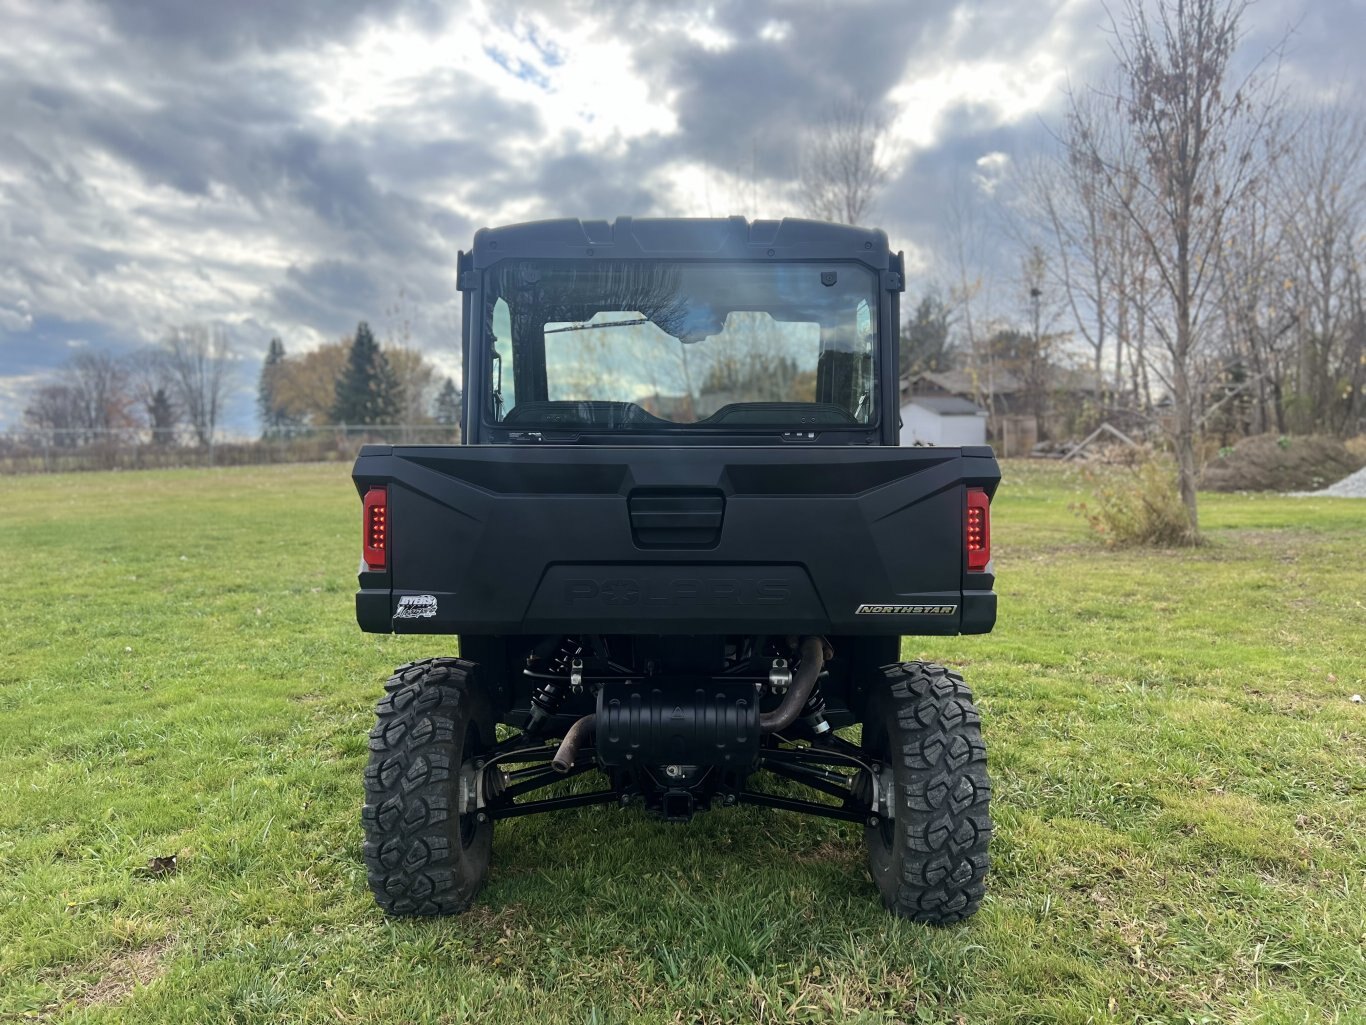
1030, 285, 1044, 441
1030, 286, 1042, 351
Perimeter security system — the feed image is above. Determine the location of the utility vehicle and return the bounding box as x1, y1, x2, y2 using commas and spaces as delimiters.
353, 217, 998, 923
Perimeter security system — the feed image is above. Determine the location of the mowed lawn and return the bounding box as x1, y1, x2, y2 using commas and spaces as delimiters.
1, 459, 1363, 1025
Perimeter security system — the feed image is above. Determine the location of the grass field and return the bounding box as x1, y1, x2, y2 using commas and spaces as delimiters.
1, 460, 1363, 1024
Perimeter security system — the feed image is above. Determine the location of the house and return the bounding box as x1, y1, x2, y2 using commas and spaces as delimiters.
898, 394, 988, 447
902, 366, 1105, 456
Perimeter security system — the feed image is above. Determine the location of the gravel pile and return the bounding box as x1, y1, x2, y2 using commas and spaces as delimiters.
1292, 465, 1366, 498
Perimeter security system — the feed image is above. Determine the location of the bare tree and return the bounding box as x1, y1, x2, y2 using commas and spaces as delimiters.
1066, 0, 1283, 542
68, 350, 135, 432
1277, 104, 1366, 435
1018, 244, 1065, 437
386, 346, 438, 425
162, 324, 233, 447
382, 288, 437, 424
798, 102, 891, 225
1027, 157, 1109, 405
1026, 89, 1151, 415
1345, 260, 1366, 436
1112, 161, 1158, 416
945, 185, 997, 416
1211, 158, 1295, 435
23, 350, 135, 443
23, 384, 86, 442
128, 347, 182, 443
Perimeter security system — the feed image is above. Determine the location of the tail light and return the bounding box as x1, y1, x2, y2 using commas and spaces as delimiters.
966, 487, 991, 572
363, 486, 388, 570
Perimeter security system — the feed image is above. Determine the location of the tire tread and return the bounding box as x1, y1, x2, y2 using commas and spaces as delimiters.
361, 657, 487, 916
869, 660, 992, 924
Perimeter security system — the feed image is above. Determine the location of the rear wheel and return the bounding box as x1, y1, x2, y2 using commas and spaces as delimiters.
361, 658, 494, 915
863, 662, 992, 924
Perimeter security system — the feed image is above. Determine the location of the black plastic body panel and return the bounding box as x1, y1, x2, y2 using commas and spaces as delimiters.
353, 444, 999, 637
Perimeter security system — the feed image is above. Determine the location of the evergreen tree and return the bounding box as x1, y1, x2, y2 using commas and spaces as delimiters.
899, 293, 955, 379
433, 376, 462, 426
332, 322, 401, 425
258, 337, 292, 434
148, 387, 177, 445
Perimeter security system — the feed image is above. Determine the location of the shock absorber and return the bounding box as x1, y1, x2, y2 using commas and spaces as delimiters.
526, 637, 580, 735
799, 687, 830, 735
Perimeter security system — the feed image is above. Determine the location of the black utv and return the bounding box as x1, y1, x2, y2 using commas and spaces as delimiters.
352, 217, 998, 923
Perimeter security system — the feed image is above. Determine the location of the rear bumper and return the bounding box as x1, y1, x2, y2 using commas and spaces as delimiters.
358, 581, 997, 636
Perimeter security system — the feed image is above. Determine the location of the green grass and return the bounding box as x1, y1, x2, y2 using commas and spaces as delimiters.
1, 460, 1363, 1024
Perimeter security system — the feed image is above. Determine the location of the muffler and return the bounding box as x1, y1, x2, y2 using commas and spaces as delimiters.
551, 636, 829, 772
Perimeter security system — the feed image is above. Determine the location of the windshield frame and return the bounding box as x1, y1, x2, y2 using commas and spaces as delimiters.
476, 258, 885, 438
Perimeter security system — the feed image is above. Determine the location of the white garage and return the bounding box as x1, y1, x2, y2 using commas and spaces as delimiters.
898, 395, 988, 447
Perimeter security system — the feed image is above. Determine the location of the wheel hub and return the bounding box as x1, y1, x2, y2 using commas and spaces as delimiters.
875, 762, 896, 821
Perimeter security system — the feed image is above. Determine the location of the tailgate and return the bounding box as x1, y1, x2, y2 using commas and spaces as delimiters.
352, 444, 999, 636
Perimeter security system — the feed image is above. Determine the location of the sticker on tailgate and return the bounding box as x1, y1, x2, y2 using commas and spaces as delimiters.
395, 594, 439, 619
856, 603, 957, 615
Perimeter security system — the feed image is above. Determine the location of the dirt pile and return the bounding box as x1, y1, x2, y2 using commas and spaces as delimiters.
1201, 434, 1363, 492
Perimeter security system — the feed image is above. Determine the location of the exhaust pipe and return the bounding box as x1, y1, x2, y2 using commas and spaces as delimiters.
551, 713, 594, 773
551, 635, 829, 771
760, 636, 828, 733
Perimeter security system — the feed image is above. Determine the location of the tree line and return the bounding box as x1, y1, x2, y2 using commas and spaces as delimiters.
22, 325, 233, 447
1016, 0, 1364, 537
801, 0, 1364, 542
257, 321, 460, 432
21, 320, 461, 447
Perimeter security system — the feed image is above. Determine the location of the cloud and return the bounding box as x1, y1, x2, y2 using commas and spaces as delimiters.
0, 0, 1351, 432
973, 152, 1012, 197
0, 301, 33, 333
270, 260, 389, 338
0, 315, 136, 383
90, 0, 415, 58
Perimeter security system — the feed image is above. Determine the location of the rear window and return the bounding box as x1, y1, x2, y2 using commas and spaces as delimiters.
484, 260, 878, 430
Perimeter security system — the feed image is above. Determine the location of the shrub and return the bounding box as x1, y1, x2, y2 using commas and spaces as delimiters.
1073, 454, 1197, 547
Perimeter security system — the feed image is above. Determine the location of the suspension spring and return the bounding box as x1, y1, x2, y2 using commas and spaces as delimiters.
527, 637, 581, 735
799, 686, 830, 735
547, 636, 581, 674
527, 678, 566, 735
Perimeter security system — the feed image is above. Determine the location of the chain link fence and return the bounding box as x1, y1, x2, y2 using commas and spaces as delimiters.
0, 425, 462, 474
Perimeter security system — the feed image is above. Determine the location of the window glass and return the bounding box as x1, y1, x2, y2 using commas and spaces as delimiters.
485, 261, 878, 430
489, 297, 515, 417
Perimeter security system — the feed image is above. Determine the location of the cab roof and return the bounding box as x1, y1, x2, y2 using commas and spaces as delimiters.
466, 216, 893, 271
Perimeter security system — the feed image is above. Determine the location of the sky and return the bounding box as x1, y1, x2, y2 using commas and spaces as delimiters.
0, 0, 1358, 433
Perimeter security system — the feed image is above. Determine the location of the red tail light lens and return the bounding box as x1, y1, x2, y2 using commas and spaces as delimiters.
363, 486, 388, 570
966, 487, 991, 572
